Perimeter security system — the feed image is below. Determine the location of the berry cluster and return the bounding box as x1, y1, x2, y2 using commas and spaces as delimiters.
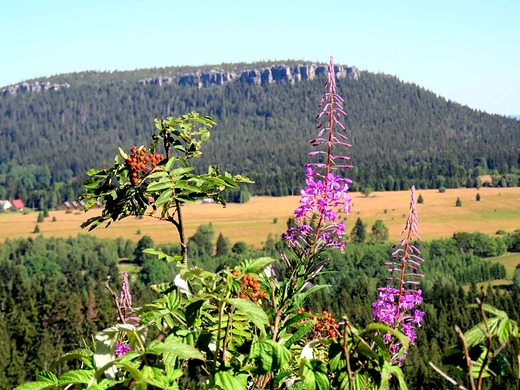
126, 147, 164, 184
232, 270, 267, 303
298, 308, 340, 339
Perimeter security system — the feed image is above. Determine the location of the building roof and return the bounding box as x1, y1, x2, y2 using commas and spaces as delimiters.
11, 199, 24, 210
0, 200, 12, 209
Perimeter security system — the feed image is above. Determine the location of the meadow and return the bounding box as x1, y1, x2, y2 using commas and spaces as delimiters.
1, 187, 520, 248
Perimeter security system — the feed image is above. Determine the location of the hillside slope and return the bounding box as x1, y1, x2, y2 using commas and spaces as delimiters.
1, 61, 519, 196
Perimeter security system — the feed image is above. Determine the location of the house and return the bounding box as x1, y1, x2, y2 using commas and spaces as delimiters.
11, 199, 24, 211
0, 200, 12, 211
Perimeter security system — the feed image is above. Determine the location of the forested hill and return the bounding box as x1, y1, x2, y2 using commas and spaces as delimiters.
1, 60, 520, 199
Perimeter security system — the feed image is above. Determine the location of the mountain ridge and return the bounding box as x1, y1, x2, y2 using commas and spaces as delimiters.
1, 60, 519, 203
2, 61, 360, 96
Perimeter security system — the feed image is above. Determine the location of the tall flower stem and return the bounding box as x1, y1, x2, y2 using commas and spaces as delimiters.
372, 186, 424, 365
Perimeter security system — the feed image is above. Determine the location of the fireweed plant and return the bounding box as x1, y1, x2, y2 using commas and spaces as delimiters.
16, 58, 427, 390
372, 186, 424, 365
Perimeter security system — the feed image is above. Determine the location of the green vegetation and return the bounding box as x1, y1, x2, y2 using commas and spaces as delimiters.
2, 62, 520, 206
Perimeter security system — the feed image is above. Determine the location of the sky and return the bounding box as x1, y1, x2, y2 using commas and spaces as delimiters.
1, 0, 519, 116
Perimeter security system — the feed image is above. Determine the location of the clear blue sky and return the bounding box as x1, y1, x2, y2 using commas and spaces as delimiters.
1, 0, 519, 116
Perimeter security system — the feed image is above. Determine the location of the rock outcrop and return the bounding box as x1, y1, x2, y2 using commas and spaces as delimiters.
2, 81, 70, 97
2, 63, 360, 97
137, 63, 360, 89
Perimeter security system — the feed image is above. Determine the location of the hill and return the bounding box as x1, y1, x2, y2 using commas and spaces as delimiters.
1, 61, 520, 206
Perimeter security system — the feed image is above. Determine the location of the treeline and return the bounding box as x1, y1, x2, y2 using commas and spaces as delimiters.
2, 64, 520, 202
1, 227, 520, 389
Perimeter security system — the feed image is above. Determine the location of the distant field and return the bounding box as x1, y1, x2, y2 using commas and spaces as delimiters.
1, 187, 520, 248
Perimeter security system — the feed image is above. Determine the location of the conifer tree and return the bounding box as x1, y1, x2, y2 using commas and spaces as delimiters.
215, 232, 230, 257
350, 217, 366, 243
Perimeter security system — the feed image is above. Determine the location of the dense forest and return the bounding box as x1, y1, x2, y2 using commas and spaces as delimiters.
1, 61, 520, 208
3, 227, 520, 389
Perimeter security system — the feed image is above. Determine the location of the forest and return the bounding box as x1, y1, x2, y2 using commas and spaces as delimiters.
1, 61, 520, 209
3, 227, 520, 389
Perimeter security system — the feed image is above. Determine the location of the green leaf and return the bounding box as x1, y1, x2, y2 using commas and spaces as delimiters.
13, 382, 58, 390
214, 369, 248, 390
119, 147, 128, 159
36, 371, 58, 383
464, 317, 501, 348
142, 248, 166, 258
155, 189, 173, 206
497, 318, 518, 343
284, 321, 315, 348
186, 299, 205, 327
283, 312, 315, 329
240, 257, 276, 275
299, 359, 330, 390
389, 365, 408, 389
87, 168, 105, 176
467, 303, 507, 319
165, 156, 177, 171
250, 338, 291, 374
147, 181, 173, 192
379, 361, 392, 390
51, 349, 93, 370
117, 362, 144, 382
83, 178, 101, 189
58, 370, 94, 384
146, 171, 169, 179
154, 339, 205, 360
227, 298, 268, 334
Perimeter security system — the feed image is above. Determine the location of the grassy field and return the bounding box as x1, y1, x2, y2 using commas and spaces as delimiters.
1, 187, 520, 249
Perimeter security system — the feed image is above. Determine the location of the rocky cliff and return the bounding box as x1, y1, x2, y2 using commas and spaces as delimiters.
2, 63, 360, 96
2, 81, 70, 96
137, 63, 360, 88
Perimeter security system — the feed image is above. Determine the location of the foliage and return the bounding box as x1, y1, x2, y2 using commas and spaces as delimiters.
456, 197, 462, 207
215, 232, 231, 257
350, 217, 366, 244
417, 193, 424, 204
79, 111, 251, 265
370, 220, 389, 243
431, 298, 520, 390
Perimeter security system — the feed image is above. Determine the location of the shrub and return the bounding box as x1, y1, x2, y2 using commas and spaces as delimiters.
439, 186, 447, 193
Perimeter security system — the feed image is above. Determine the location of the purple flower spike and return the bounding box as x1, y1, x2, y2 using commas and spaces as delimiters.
372, 186, 424, 365
284, 56, 352, 255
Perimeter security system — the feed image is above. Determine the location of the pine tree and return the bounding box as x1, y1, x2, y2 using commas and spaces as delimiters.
455, 197, 462, 207
417, 194, 424, 204
37, 212, 44, 223
215, 232, 230, 257
350, 217, 366, 244
476, 193, 481, 201
33, 224, 40, 233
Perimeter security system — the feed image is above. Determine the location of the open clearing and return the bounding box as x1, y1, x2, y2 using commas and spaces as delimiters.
1, 187, 520, 248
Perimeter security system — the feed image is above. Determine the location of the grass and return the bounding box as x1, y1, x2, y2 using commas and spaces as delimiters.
1, 187, 520, 250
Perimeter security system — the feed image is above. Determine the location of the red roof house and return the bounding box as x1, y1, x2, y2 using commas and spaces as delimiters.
12, 199, 24, 211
